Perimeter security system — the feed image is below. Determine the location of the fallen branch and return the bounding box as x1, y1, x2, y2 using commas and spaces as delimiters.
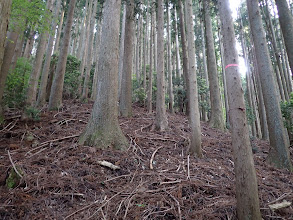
7, 150, 23, 178
38, 134, 80, 147
268, 200, 292, 211
97, 160, 120, 170
150, 146, 163, 170
187, 155, 190, 180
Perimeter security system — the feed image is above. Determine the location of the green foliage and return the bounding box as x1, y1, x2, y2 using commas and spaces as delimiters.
197, 76, 210, 112
24, 106, 40, 121
132, 78, 146, 104
281, 93, 293, 136
63, 55, 82, 99
10, 0, 53, 33
6, 167, 23, 189
4, 57, 31, 109
50, 54, 81, 99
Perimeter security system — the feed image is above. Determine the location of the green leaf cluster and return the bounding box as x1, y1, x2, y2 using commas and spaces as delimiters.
4, 57, 31, 109
10, 0, 53, 34
281, 93, 293, 140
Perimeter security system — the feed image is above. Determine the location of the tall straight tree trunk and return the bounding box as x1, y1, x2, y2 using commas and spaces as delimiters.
76, 0, 89, 60
155, 0, 168, 131
178, 0, 190, 116
275, 0, 293, 78
37, 0, 62, 107
185, 0, 202, 157
218, 0, 262, 219
25, 0, 53, 107
247, 0, 292, 170
143, 3, 149, 95
0, 0, 12, 122
167, 5, 174, 113
118, 3, 127, 98
48, 0, 76, 110
78, 0, 92, 96
79, 0, 128, 150
147, 1, 155, 113
218, 19, 229, 127
119, 0, 134, 117
54, 1, 65, 54
174, 9, 182, 79
203, 0, 224, 130
91, 18, 102, 100
81, 0, 97, 100
135, 15, 141, 81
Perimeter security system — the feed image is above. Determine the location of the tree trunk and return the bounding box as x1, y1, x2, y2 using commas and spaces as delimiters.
203, 0, 224, 130
119, 0, 134, 117
79, 0, 128, 150
155, 0, 168, 131
91, 18, 102, 100
247, 0, 293, 170
81, 0, 97, 100
53, 1, 65, 54
48, 0, 76, 110
167, 5, 174, 113
118, 3, 127, 98
78, 0, 92, 97
76, 0, 89, 60
25, 0, 53, 107
178, 0, 190, 116
174, 9, 182, 79
185, 0, 202, 157
275, 0, 293, 79
247, 0, 292, 170
0, 0, 12, 122
218, 1, 262, 219
147, 1, 155, 113
37, 0, 62, 107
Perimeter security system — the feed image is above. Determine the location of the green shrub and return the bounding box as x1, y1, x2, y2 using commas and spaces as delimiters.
4, 57, 31, 109
60, 55, 81, 99
281, 93, 293, 138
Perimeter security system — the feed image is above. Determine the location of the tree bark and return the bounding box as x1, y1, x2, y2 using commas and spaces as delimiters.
48, 0, 76, 110
79, 0, 128, 150
119, 0, 134, 117
247, 0, 292, 170
118, 3, 127, 98
275, 0, 293, 79
203, 0, 225, 130
178, 0, 190, 116
167, 5, 174, 113
0, 0, 12, 122
174, 9, 182, 79
25, 0, 53, 107
185, 0, 202, 157
37, 0, 62, 107
53, 1, 65, 54
218, 1, 262, 219
147, 1, 155, 113
81, 0, 97, 100
155, 0, 168, 131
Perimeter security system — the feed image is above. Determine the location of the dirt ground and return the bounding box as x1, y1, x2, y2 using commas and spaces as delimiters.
0, 100, 292, 220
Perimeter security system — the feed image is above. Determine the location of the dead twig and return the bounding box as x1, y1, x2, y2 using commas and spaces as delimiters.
150, 146, 163, 169
65, 191, 122, 220
7, 150, 23, 178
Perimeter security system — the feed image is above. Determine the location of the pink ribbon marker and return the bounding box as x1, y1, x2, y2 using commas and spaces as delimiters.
225, 64, 239, 69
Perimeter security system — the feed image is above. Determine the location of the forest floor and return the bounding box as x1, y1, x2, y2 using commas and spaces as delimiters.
0, 100, 292, 220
